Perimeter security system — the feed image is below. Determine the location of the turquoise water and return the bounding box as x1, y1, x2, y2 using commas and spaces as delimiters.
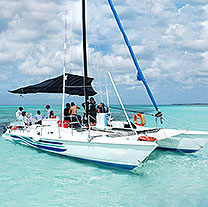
0, 105, 208, 207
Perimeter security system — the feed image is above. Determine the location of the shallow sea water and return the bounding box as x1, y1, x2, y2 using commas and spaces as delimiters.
0, 105, 208, 207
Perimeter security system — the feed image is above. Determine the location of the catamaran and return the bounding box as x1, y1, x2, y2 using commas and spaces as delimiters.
2, 1, 158, 170
2, 0, 208, 170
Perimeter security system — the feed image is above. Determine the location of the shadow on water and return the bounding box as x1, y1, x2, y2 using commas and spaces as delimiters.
0, 122, 9, 135
131, 147, 205, 175
145, 148, 200, 164
155, 148, 199, 158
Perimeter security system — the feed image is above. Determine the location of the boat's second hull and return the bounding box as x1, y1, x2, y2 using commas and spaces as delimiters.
112, 121, 208, 153
156, 137, 208, 153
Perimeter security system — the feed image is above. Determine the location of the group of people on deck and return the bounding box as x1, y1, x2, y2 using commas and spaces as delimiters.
64, 102, 81, 126
82, 97, 107, 126
64, 102, 80, 120
16, 97, 107, 127
16, 105, 55, 126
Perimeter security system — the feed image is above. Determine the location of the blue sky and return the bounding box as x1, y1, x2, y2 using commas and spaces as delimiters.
0, 0, 208, 107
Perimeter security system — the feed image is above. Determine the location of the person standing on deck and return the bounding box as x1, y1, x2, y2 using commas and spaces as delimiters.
46, 105, 51, 119
64, 103, 71, 121
89, 97, 97, 126
70, 102, 81, 126
69, 102, 80, 115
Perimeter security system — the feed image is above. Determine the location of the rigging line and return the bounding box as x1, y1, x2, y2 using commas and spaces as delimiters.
110, 106, 155, 116
68, 9, 73, 74
162, 117, 202, 147
65, 81, 139, 88
66, 10, 72, 107
105, 71, 110, 113
62, 10, 68, 125
66, 82, 136, 88
161, 122, 203, 151
90, 38, 108, 104
95, 44, 103, 102
20, 44, 36, 107
161, 114, 191, 130
162, 116, 189, 134
163, 113, 207, 130
157, 128, 190, 154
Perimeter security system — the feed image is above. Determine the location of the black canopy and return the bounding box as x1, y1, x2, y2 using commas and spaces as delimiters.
9, 73, 97, 96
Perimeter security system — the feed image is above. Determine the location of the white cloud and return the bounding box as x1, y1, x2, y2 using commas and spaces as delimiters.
19, 55, 54, 75
202, 51, 208, 67
0, 0, 208, 104
0, 74, 8, 80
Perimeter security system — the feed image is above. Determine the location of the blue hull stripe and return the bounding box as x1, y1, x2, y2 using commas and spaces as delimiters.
39, 140, 63, 145
68, 156, 137, 170
10, 135, 66, 152
157, 147, 197, 153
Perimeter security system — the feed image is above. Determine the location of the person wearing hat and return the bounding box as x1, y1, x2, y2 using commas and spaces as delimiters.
16, 107, 23, 120
46, 105, 52, 119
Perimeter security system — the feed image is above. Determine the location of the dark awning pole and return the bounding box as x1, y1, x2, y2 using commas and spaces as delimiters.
82, 0, 89, 125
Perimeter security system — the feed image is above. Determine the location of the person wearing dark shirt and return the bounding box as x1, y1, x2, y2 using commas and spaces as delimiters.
89, 97, 97, 126
82, 101, 89, 126
82, 97, 97, 126
97, 102, 106, 113
64, 103, 71, 121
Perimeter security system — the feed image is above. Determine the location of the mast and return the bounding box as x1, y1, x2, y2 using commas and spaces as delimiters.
82, 0, 89, 124
107, 0, 159, 112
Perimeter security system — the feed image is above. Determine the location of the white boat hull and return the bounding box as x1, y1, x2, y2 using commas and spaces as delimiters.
2, 125, 157, 170
111, 121, 208, 153
149, 128, 208, 152
156, 137, 207, 152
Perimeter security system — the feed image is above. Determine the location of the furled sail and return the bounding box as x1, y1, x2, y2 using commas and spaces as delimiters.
107, 0, 159, 112
9, 73, 97, 96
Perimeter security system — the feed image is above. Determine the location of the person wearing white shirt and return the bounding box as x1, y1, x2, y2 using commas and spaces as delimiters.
18, 111, 27, 124
33, 110, 44, 124
16, 107, 23, 120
